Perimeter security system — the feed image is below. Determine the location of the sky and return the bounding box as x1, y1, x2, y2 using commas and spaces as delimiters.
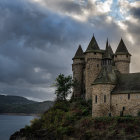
0, 0, 140, 101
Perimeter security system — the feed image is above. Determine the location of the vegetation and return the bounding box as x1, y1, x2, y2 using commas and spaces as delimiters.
53, 74, 76, 101
0, 95, 53, 114
10, 99, 140, 140
10, 75, 140, 139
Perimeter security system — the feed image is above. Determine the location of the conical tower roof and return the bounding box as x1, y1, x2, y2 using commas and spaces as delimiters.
85, 35, 100, 53
72, 45, 84, 60
115, 39, 130, 55
109, 44, 114, 55
103, 39, 113, 59
93, 66, 118, 85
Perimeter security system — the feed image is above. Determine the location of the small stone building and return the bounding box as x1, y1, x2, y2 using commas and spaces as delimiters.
72, 35, 140, 117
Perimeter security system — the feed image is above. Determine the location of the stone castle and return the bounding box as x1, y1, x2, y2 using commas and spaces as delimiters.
72, 35, 140, 117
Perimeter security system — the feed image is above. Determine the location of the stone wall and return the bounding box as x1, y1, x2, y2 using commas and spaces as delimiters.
72, 59, 85, 98
111, 93, 140, 116
92, 84, 115, 117
114, 54, 130, 73
85, 53, 102, 100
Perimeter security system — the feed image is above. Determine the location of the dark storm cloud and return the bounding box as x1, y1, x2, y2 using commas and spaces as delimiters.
0, 0, 94, 100
130, 7, 140, 19
0, 0, 139, 100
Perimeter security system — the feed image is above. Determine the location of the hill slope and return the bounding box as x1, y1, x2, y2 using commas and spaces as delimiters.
0, 95, 53, 114
10, 99, 140, 140
0, 95, 36, 104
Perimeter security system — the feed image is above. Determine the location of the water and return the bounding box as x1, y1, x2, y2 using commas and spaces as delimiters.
0, 115, 35, 140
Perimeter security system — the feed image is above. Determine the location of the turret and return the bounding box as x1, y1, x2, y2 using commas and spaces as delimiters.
114, 39, 131, 73
84, 35, 103, 100
92, 40, 117, 117
72, 45, 85, 98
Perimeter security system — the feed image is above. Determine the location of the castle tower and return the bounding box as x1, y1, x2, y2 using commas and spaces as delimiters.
92, 41, 117, 117
72, 45, 85, 98
114, 39, 131, 73
84, 35, 102, 100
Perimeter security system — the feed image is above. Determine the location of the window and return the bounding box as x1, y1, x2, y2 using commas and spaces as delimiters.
94, 52, 96, 55
128, 94, 130, 100
97, 64, 99, 67
104, 95, 106, 103
123, 107, 125, 111
95, 95, 97, 103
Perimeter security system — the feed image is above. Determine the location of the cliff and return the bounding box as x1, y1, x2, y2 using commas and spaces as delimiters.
10, 99, 140, 140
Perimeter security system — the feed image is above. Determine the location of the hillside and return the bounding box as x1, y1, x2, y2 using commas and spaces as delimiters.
0, 95, 36, 104
0, 95, 54, 114
10, 99, 140, 140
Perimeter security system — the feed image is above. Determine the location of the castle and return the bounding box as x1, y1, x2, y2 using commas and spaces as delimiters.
72, 35, 140, 117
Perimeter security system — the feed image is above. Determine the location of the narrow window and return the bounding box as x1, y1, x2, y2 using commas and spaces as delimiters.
123, 107, 125, 111
128, 94, 130, 100
104, 95, 106, 103
97, 64, 99, 67
95, 95, 97, 103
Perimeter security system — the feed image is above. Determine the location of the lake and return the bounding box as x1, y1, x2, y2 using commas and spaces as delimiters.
0, 115, 35, 140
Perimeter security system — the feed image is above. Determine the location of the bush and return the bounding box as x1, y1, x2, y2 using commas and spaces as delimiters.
137, 111, 140, 117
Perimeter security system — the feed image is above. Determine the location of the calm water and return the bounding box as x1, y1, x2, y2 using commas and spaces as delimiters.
0, 115, 34, 140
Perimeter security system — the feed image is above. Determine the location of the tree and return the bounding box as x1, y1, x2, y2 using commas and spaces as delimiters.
54, 74, 76, 101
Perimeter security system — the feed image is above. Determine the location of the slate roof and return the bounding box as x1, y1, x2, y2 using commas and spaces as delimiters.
72, 45, 84, 60
93, 66, 118, 85
103, 40, 114, 59
112, 73, 140, 94
115, 39, 131, 55
85, 35, 102, 53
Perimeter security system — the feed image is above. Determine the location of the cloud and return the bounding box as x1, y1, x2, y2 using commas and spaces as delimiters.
0, 0, 139, 100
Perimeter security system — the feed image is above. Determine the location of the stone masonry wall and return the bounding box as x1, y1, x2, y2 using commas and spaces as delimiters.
92, 84, 115, 117
72, 59, 85, 98
114, 54, 130, 73
85, 53, 102, 100
111, 93, 140, 116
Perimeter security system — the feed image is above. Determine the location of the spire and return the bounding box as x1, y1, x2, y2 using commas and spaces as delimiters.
103, 39, 113, 59
108, 44, 114, 55
115, 38, 130, 55
73, 45, 84, 60
85, 34, 100, 52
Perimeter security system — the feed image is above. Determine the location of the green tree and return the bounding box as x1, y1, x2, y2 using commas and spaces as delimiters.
54, 74, 76, 101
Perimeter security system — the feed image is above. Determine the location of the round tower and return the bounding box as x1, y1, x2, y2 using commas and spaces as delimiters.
114, 39, 131, 73
92, 42, 117, 117
84, 35, 102, 100
72, 45, 85, 98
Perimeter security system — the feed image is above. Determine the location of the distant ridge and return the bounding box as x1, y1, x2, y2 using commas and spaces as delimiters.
0, 95, 54, 114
